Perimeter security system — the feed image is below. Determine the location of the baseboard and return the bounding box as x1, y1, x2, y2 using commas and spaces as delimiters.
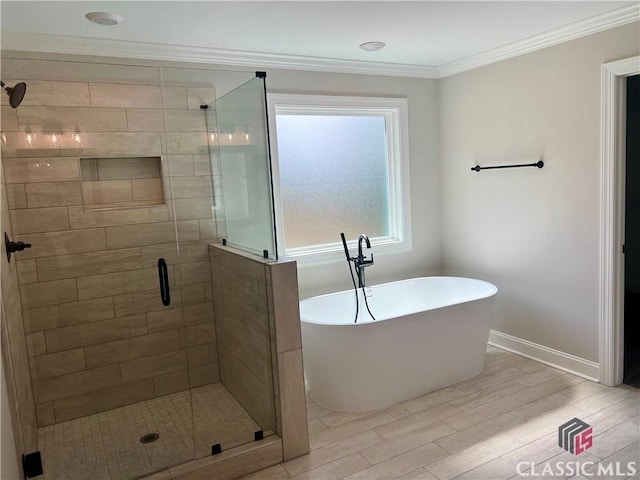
488, 330, 600, 382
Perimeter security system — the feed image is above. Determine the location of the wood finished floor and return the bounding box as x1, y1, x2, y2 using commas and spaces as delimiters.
241, 346, 640, 480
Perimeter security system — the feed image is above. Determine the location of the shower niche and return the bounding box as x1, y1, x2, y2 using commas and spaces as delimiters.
79, 156, 164, 210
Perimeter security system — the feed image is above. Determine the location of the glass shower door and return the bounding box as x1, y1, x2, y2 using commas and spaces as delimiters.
161, 67, 277, 463
205, 75, 278, 259
0, 61, 197, 480
201, 73, 278, 452
1, 60, 276, 480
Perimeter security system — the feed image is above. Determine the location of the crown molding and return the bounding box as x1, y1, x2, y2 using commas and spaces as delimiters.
0, 32, 439, 79
1, 4, 637, 79
436, 3, 640, 78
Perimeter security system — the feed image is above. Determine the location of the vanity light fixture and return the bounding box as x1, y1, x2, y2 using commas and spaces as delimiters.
24, 126, 35, 148
48, 132, 60, 147
73, 126, 83, 146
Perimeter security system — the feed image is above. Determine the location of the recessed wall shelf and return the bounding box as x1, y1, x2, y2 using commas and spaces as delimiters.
79, 156, 164, 210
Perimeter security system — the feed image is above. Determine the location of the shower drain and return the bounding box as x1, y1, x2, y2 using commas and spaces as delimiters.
140, 433, 160, 444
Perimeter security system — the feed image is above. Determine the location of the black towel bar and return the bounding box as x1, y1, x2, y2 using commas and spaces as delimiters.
471, 160, 544, 172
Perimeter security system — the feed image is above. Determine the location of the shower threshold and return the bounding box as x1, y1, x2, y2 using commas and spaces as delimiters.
37, 383, 263, 480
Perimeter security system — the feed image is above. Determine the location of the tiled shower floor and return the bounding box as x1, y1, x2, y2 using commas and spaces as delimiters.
38, 383, 261, 480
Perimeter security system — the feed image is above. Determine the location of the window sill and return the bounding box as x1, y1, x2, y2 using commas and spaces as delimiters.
283, 237, 412, 267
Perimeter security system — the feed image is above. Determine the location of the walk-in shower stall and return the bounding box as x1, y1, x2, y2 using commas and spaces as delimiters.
0, 57, 290, 479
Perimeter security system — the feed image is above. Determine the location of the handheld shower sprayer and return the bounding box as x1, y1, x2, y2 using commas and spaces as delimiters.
339, 232, 377, 323
341, 232, 359, 323
340, 232, 351, 262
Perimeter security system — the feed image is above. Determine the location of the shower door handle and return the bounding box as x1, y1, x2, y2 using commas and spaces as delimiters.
158, 258, 170, 306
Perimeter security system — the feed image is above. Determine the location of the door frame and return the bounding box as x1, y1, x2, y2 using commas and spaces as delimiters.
599, 55, 640, 386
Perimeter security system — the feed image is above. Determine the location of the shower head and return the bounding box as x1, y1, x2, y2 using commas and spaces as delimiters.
1, 81, 27, 108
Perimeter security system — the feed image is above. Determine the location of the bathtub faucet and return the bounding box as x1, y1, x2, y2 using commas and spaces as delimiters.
355, 234, 374, 288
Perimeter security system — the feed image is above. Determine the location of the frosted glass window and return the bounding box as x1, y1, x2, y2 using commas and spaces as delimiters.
275, 115, 389, 248
269, 94, 412, 264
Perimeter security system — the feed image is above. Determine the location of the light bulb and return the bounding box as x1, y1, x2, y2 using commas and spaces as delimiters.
73, 127, 82, 145
25, 127, 35, 147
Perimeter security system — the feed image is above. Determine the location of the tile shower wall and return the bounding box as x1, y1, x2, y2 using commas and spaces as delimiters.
1, 155, 39, 453
210, 245, 309, 462
1, 64, 220, 426
210, 246, 275, 433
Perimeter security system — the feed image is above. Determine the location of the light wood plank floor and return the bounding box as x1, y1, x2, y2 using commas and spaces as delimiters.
242, 346, 640, 480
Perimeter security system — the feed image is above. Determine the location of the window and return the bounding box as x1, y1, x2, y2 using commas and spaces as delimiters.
267, 94, 411, 265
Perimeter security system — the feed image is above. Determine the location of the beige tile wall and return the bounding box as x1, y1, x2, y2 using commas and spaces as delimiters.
1, 152, 39, 455
266, 260, 310, 461
210, 245, 309, 462
210, 246, 275, 432
2, 66, 220, 426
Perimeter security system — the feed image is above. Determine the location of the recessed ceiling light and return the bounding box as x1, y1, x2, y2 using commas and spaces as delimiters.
85, 12, 124, 26
359, 41, 386, 52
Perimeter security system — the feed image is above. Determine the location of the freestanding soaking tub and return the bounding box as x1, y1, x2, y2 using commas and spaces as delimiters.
299, 276, 498, 411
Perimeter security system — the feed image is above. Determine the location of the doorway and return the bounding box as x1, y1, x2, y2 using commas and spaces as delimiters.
623, 74, 640, 387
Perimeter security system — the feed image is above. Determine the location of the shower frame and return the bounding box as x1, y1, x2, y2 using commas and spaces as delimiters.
0, 55, 307, 479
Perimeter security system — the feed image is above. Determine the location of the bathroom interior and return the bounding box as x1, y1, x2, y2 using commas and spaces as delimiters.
1, 3, 640, 480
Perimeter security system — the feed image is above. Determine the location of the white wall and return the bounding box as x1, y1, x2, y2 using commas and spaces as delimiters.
440, 22, 640, 363
265, 69, 442, 299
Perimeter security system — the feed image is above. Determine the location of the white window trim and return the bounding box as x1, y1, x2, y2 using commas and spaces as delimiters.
267, 93, 412, 266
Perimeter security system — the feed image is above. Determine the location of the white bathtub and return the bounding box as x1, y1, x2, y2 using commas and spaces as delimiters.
299, 276, 498, 411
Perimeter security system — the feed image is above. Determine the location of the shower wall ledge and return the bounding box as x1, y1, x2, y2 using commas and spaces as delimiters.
209, 244, 309, 463
140, 435, 283, 480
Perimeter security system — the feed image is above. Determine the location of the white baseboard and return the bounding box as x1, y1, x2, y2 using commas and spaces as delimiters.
488, 330, 600, 382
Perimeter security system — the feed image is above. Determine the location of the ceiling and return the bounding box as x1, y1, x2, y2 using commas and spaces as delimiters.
1, 1, 638, 77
